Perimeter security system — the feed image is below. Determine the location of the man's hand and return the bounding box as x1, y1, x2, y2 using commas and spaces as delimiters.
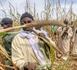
24, 62, 38, 70
39, 33, 45, 38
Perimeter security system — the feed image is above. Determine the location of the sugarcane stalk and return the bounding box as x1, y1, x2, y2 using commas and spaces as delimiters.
0, 20, 66, 32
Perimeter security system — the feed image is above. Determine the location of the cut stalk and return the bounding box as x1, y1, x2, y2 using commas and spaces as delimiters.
0, 20, 66, 32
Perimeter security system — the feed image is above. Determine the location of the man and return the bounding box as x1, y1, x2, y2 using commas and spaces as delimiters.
12, 12, 50, 70
0, 18, 13, 29
0, 18, 17, 70
0, 18, 17, 57
57, 19, 73, 60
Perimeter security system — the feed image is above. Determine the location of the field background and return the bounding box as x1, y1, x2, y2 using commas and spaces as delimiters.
0, 0, 77, 70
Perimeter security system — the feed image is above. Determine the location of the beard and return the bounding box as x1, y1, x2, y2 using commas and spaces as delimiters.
22, 27, 32, 32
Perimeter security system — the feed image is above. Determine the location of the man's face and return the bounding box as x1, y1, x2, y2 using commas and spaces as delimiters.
1, 23, 12, 29
21, 17, 33, 31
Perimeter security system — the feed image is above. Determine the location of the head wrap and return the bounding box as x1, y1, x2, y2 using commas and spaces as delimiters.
20, 12, 34, 23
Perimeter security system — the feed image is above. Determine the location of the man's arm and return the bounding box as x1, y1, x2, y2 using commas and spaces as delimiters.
12, 36, 27, 70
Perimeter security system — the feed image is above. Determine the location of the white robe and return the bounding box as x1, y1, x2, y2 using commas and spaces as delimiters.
12, 33, 49, 70
57, 26, 73, 57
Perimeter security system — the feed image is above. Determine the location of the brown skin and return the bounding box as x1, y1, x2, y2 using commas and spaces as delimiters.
21, 17, 34, 31
1, 23, 13, 29
24, 62, 38, 70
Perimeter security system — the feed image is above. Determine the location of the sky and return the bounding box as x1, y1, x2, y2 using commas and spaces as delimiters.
0, 0, 77, 19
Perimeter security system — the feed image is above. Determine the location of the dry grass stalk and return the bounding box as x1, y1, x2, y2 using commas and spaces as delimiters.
0, 50, 18, 70
0, 64, 15, 69
0, 50, 13, 64
0, 20, 66, 32
0, 66, 4, 70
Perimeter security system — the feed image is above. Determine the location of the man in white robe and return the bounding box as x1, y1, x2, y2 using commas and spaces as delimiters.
12, 12, 50, 70
57, 19, 73, 60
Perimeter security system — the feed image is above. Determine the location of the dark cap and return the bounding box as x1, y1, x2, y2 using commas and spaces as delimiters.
20, 12, 34, 22
0, 18, 13, 24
